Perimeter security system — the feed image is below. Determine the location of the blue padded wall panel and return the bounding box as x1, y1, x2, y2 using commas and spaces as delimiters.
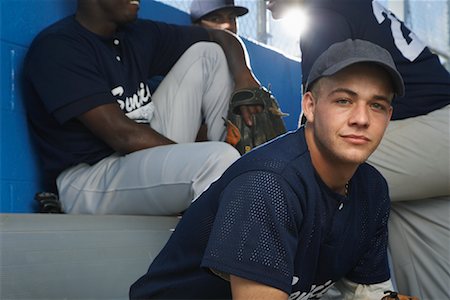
0, 0, 77, 47
2, 110, 41, 181
0, 181, 40, 212
1, 43, 42, 212
138, 0, 192, 25
1, 44, 27, 113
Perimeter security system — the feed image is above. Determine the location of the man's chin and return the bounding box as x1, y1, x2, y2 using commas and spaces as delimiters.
119, 15, 138, 25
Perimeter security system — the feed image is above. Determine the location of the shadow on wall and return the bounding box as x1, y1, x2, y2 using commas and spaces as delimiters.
0, 0, 302, 213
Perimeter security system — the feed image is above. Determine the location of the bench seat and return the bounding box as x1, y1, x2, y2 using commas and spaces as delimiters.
0, 213, 178, 299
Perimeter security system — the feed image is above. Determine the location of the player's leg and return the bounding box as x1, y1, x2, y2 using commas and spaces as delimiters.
388, 197, 450, 299
368, 104, 450, 299
57, 142, 239, 215
150, 42, 233, 143
367, 104, 450, 201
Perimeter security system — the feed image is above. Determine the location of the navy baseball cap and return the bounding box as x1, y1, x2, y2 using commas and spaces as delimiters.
190, 0, 249, 23
305, 39, 405, 96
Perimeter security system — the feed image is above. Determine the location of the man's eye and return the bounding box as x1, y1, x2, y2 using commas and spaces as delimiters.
207, 17, 221, 22
336, 99, 350, 104
371, 103, 387, 111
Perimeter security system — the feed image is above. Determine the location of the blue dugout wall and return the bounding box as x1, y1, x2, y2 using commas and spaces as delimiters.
0, 0, 302, 213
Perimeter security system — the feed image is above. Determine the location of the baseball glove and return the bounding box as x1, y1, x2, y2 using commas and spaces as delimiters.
381, 290, 419, 300
224, 86, 288, 155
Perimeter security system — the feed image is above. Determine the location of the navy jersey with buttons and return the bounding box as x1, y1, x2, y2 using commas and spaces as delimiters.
130, 127, 391, 299
300, 0, 450, 120
23, 17, 208, 191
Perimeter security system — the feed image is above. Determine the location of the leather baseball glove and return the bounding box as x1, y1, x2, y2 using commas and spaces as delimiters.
224, 86, 288, 154
381, 290, 419, 300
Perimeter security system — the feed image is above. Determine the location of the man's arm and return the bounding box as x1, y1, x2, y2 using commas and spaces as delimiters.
230, 275, 288, 300
207, 29, 262, 126
207, 29, 259, 90
78, 103, 174, 155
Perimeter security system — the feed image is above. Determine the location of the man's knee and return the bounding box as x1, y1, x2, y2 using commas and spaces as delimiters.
207, 142, 240, 169
191, 142, 239, 198
184, 41, 227, 64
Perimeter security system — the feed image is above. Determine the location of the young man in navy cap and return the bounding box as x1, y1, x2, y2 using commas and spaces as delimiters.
130, 39, 409, 299
190, 0, 248, 34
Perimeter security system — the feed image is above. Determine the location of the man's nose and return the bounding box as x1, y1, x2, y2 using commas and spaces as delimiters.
349, 103, 370, 127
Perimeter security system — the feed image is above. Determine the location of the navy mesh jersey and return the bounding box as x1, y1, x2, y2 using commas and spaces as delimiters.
130, 127, 391, 299
301, 0, 450, 120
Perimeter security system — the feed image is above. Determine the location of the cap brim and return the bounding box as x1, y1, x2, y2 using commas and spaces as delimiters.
310, 57, 405, 97
192, 6, 249, 22
231, 6, 249, 17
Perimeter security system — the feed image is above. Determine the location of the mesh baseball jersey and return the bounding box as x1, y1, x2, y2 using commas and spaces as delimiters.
300, 0, 450, 120
130, 127, 391, 299
23, 17, 208, 191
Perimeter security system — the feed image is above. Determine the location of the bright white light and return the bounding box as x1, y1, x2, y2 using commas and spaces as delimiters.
279, 7, 309, 38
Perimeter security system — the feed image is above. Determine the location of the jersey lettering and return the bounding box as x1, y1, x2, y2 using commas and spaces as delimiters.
289, 278, 334, 300
111, 82, 153, 122
372, 1, 425, 61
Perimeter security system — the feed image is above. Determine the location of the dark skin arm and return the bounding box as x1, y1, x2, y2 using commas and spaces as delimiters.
78, 103, 174, 155
207, 28, 263, 125
78, 29, 262, 155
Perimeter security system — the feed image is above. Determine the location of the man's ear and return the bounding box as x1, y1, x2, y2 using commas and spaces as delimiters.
302, 91, 316, 123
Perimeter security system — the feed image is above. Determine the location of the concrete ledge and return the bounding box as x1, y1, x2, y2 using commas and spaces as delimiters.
0, 214, 178, 299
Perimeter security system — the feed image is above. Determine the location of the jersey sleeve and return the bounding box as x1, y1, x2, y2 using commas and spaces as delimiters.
300, 8, 352, 87
201, 170, 301, 294
25, 34, 116, 124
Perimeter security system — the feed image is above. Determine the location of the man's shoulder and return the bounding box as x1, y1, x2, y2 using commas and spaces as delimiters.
34, 16, 77, 40
25, 16, 82, 68
355, 163, 389, 193
358, 162, 384, 177
28, 15, 85, 57
310, 0, 370, 15
231, 128, 311, 177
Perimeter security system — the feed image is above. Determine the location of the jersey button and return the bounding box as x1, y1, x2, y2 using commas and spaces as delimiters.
116, 56, 121, 62
338, 203, 344, 210
114, 39, 120, 45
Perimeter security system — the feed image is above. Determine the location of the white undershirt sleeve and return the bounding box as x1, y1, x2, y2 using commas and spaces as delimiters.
334, 278, 394, 300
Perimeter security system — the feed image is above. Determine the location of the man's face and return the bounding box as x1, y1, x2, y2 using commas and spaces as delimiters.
303, 63, 394, 166
97, 0, 140, 25
199, 8, 239, 33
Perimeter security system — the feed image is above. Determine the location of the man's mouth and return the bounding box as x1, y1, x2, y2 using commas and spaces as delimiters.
341, 134, 371, 145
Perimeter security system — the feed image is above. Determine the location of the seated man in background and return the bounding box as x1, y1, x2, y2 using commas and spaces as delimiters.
23, 0, 264, 216
130, 39, 410, 300
190, 0, 248, 34
268, 1, 450, 299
